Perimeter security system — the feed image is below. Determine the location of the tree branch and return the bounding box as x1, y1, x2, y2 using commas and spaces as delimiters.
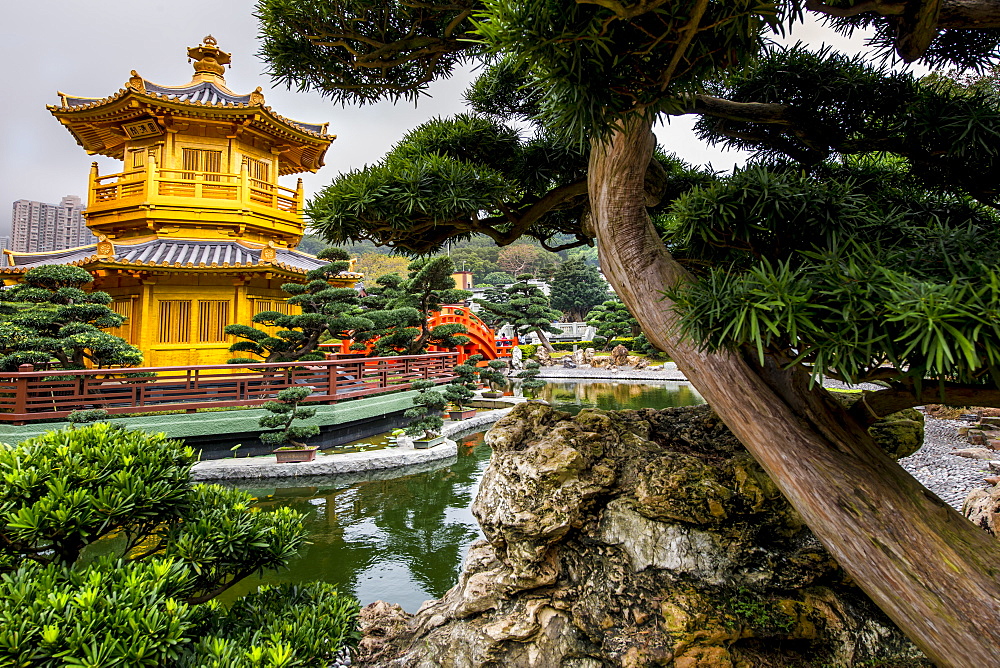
538, 236, 593, 252
574, 0, 672, 20
850, 382, 1000, 426
805, 0, 906, 17
659, 0, 710, 90
675, 95, 795, 125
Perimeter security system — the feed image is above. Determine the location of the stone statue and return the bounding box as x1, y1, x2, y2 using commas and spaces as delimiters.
511, 345, 523, 370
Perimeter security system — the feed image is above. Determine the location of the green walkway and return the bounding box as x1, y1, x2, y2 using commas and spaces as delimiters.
0, 390, 420, 444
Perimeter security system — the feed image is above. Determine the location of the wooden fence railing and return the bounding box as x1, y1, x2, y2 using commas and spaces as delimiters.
0, 354, 459, 424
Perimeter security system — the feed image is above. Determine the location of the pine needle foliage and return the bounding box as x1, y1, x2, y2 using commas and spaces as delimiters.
403, 379, 447, 438
586, 299, 640, 350
475, 274, 561, 351
259, 386, 321, 448
0, 265, 144, 372
354, 256, 472, 355
226, 248, 373, 364
443, 354, 483, 410
0, 424, 359, 665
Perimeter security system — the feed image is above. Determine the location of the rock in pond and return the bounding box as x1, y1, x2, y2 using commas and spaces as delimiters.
356, 403, 929, 667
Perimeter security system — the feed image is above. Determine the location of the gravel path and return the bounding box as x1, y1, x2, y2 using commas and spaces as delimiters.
899, 417, 996, 510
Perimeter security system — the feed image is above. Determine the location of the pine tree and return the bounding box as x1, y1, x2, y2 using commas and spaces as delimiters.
258, 386, 321, 448
0, 265, 144, 372
549, 259, 609, 322
585, 298, 639, 349
259, 1, 1000, 658
225, 248, 373, 364
354, 256, 471, 355
443, 354, 483, 411
475, 274, 561, 352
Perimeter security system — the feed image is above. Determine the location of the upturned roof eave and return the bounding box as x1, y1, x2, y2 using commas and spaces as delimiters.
48, 89, 334, 142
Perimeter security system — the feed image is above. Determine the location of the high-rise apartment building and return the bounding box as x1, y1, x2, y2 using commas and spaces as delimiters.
10, 195, 95, 253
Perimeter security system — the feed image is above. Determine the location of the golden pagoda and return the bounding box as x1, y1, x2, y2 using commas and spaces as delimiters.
1, 37, 361, 367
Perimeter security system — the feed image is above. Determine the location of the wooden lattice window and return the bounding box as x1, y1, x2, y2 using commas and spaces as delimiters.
158, 300, 191, 343
181, 148, 222, 181
254, 300, 296, 317
130, 150, 145, 169
253, 299, 298, 335
198, 300, 230, 343
243, 157, 271, 183
109, 299, 134, 341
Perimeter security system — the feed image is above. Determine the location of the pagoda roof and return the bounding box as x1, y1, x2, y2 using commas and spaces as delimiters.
0, 238, 363, 281
47, 37, 334, 174
53, 79, 329, 138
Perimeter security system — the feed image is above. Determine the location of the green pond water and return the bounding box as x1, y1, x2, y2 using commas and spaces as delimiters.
224, 380, 704, 612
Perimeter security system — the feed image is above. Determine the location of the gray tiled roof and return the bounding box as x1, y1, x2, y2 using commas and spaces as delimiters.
143, 81, 252, 105
61, 81, 326, 136
4, 239, 338, 275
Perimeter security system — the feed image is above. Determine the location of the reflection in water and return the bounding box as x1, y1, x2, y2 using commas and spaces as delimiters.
225, 381, 703, 612
222, 434, 490, 612
540, 379, 704, 415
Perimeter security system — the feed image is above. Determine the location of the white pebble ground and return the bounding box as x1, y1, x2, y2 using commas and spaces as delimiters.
899, 416, 996, 510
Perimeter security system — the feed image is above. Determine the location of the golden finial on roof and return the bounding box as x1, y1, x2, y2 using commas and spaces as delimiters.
187, 35, 231, 81
127, 70, 146, 93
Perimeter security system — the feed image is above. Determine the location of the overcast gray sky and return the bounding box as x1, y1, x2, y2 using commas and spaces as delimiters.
0, 3, 891, 237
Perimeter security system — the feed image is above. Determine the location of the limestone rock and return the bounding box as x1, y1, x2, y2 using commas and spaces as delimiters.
952, 448, 998, 460
830, 392, 925, 459
536, 347, 553, 366
626, 355, 649, 369
611, 344, 629, 366
963, 484, 1000, 536
363, 404, 927, 667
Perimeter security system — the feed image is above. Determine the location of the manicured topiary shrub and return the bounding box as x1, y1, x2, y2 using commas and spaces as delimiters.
404, 380, 446, 438
259, 386, 321, 448
518, 360, 546, 399
444, 354, 483, 411
0, 424, 359, 665
516, 344, 538, 358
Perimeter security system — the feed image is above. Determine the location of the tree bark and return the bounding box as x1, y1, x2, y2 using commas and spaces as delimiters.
534, 328, 555, 353
589, 114, 1000, 667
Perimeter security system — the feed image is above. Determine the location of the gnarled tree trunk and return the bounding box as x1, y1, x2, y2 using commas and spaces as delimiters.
589, 114, 1000, 667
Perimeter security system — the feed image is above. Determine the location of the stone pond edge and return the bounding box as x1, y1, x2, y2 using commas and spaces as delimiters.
189, 405, 516, 482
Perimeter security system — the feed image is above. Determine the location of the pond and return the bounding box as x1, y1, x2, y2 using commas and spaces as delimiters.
222, 380, 704, 612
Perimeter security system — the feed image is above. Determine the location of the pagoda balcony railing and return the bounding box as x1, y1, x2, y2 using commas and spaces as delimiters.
88, 160, 303, 215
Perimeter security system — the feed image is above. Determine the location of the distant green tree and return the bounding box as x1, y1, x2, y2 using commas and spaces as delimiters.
296, 233, 327, 255
226, 248, 373, 364
0, 423, 358, 665
549, 259, 609, 321
566, 245, 599, 267
476, 274, 560, 352
450, 245, 501, 281
354, 256, 471, 356
482, 271, 514, 286
0, 265, 144, 372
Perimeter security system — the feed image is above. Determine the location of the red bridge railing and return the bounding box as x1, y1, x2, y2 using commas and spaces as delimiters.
0, 353, 459, 424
